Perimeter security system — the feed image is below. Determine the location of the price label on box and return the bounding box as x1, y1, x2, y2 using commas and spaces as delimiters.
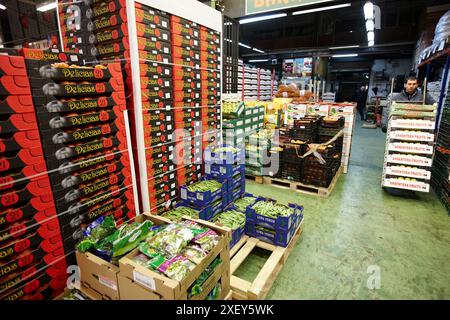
133, 271, 156, 291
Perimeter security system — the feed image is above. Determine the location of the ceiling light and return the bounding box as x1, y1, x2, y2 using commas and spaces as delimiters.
368, 40, 375, 47
239, 13, 287, 24
224, 39, 233, 43
367, 31, 374, 41
329, 45, 360, 50
224, 22, 232, 26
252, 48, 265, 53
248, 59, 268, 62
349, 30, 353, 33
366, 19, 374, 31
37, 1, 57, 12
293, 3, 351, 15
332, 54, 358, 58
0, 4, 6, 10
364, 1, 374, 20
239, 42, 251, 49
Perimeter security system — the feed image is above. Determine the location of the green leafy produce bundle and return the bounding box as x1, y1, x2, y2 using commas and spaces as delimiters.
163, 206, 199, 222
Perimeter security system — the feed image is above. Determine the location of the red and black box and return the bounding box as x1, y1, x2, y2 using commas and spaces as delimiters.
173, 66, 201, 81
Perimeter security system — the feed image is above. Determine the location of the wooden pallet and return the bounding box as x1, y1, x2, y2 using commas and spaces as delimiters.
262, 166, 343, 198
230, 221, 304, 300
245, 174, 264, 184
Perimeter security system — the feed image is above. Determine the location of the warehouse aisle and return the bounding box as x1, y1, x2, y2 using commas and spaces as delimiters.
242, 120, 450, 299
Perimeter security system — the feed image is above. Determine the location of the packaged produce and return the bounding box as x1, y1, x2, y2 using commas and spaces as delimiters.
109, 220, 154, 258
188, 257, 222, 297
192, 230, 220, 252
76, 216, 116, 252
157, 255, 196, 282
181, 245, 208, 264
205, 282, 221, 300
145, 223, 206, 257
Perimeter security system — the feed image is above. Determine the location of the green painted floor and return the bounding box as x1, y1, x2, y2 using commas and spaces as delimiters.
238, 119, 450, 300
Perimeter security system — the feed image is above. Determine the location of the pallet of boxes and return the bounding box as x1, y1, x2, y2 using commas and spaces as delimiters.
382, 102, 438, 193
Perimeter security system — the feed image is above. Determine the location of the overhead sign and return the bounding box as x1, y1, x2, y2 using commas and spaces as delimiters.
246, 0, 336, 15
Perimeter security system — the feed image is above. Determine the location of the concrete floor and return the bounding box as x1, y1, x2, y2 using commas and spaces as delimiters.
238, 119, 450, 300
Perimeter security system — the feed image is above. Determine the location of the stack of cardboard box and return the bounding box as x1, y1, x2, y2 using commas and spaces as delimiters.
0, 52, 68, 300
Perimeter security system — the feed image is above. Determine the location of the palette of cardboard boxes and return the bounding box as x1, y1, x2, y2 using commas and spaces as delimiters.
382, 102, 438, 193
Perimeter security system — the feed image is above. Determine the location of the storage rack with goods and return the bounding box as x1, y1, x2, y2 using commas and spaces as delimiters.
417, 35, 450, 209
259, 68, 272, 101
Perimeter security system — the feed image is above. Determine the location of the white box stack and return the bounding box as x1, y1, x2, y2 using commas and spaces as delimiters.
381, 102, 438, 192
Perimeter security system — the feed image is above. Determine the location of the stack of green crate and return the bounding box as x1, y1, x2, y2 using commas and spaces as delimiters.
223, 103, 265, 146
245, 129, 272, 176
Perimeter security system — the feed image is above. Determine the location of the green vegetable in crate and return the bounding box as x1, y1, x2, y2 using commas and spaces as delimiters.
163, 206, 199, 222
214, 210, 245, 230
252, 201, 295, 218
234, 196, 257, 212
76, 216, 116, 253
187, 179, 222, 192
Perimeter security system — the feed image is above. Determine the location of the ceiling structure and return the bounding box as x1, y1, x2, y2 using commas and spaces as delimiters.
224, 0, 450, 63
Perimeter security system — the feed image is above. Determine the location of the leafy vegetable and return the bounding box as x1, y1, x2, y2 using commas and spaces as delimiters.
233, 196, 257, 213
214, 210, 245, 230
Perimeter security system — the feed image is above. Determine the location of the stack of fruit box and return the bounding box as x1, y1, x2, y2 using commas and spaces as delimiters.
382, 102, 438, 193
171, 15, 204, 191
200, 26, 222, 154
0, 51, 67, 301
328, 103, 356, 173
22, 48, 136, 268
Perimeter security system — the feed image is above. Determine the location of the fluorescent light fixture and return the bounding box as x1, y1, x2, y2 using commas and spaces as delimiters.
367, 31, 374, 41
239, 13, 287, 24
224, 39, 233, 43
368, 40, 374, 47
37, 1, 57, 12
0, 4, 6, 10
332, 54, 358, 58
224, 22, 232, 26
293, 3, 351, 15
239, 42, 251, 49
252, 48, 265, 53
364, 1, 374, 20
248, 59, 268, 62
366, 19, 374, 31
329, 45, 360, 50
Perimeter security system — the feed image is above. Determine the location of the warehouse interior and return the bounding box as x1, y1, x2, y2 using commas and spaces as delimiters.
0, 0, 449, 301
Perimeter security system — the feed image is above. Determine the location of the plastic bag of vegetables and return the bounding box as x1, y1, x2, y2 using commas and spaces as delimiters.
192, 230, 220, 252
181, 245, 208, 264
158, 255, 196, 282
76, 216, 116, 253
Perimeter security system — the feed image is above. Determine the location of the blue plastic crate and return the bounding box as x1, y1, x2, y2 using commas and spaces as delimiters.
204, 163, 245, 178
229, 184, 246, 204
245, 197, 304, 231
227, 171, 246, 192
204, 144, 245, 165
179, 177, 227, 208
245, 222, 296, 247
